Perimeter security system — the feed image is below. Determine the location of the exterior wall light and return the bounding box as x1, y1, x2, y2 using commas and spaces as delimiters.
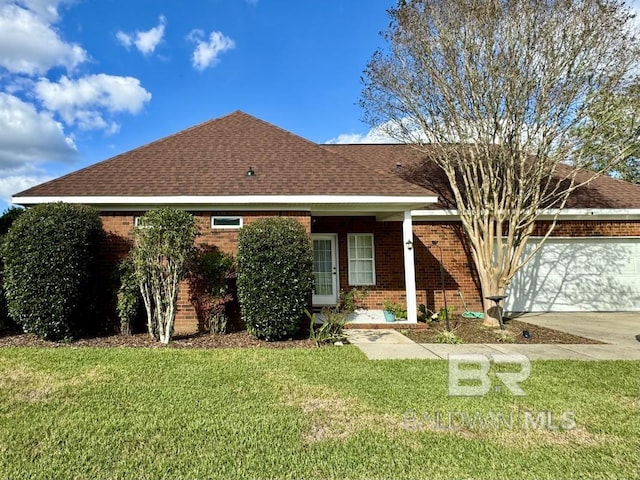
246, 166, 256, 177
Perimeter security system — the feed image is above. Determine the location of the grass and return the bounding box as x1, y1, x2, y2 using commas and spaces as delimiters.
0, 346, 638, 480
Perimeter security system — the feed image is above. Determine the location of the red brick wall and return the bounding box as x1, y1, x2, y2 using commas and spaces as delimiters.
101, 212, 640, 331
313, 217, 640, 316
413, 221, 481, 313
100, 211, 311, 333
534, 220, 640, 237
414, 219, 640, 313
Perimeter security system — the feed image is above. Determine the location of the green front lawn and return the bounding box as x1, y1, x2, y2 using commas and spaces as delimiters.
0, 346, 638, 479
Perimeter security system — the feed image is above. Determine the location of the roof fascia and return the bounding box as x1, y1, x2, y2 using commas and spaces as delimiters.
13, 194, 439, 213
411, 208, 640, 221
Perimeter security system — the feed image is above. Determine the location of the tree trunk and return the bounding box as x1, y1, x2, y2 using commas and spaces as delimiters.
483, 299, 504, 329
159, 303, 174, 344
479, 274, 506, 328
140, 281, 156, 339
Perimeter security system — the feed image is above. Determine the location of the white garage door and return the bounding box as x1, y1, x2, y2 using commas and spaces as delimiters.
505, 237, 640, 312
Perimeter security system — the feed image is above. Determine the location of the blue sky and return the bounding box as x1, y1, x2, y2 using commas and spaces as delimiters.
0, 0, 398, 210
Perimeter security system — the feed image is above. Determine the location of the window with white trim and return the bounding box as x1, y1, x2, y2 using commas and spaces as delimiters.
211, 216, 243, 229
348, 233, 376, 286
134, 216, 152, 229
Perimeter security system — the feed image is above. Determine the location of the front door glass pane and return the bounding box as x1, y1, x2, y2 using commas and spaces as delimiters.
313, 239, 333, 295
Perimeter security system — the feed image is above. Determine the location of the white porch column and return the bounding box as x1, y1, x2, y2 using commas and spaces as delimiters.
402, 210, 418, 323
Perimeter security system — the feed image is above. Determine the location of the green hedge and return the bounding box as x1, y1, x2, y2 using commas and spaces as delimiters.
0, 207, 24, 330
237, 217, 313, 340
2, 203, 103, 340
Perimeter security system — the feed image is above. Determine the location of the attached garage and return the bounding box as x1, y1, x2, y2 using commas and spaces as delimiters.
506, 237, 640, 312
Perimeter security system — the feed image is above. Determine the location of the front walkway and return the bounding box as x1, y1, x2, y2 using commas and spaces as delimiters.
347, 313, 640, 360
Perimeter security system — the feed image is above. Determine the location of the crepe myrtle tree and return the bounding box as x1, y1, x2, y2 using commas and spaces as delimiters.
132, 208, 198, 343
579, 78, 640, 184
361, 0, 640, 326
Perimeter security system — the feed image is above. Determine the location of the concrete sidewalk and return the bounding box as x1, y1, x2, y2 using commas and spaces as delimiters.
346, 315, 640, 360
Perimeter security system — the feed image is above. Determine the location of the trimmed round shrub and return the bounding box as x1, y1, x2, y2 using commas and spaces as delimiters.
0, 207, 24, 330
237, 217, 313, 340
2, 203, 103, 340
0, 207, 24, 237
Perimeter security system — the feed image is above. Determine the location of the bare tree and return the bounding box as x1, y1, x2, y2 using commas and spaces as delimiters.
579, 78, 640, 183
361, 0, 640, 326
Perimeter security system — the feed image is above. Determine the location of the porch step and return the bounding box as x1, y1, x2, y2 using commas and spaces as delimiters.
344, 323, 429, 330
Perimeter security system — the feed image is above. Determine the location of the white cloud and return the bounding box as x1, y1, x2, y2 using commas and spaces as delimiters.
188, 29, 235, 70
325, 123, 401, 144
0, 92, 76, 167
34, 74, 152, 131
0, 170, 53, 204
0, 1, 154, 204
9, 0, 68, 22
117, 16, 166, 55
0, 2, 86, 75
115, 31, 132, 48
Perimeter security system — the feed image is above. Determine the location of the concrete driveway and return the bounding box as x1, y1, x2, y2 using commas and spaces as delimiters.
511, 312, 640, 348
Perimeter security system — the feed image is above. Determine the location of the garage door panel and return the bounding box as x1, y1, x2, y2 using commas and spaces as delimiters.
506, 238, 640, 312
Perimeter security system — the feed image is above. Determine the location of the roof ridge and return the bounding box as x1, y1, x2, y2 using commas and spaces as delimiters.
16, 112, 257, 197
230, 111, 325, 149
226, 113, 432, 194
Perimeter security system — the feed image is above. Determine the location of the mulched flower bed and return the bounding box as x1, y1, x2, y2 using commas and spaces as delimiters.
402, 316, 604, 344
0, 330, 316, 349
0, 316, 603, 348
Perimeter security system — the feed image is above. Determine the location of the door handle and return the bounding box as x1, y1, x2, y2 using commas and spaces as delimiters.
332, 267, 337, 275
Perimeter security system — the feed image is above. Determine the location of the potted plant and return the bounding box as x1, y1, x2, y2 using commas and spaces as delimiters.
383, 300, 407, 322
339, 288, 368, 314
383, 309, 395, 322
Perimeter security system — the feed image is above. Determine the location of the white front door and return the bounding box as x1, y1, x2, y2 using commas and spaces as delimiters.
312, 234, 339, 306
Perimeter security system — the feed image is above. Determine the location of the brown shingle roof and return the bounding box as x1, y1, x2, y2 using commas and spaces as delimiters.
324, 144, 640, 209
16, 112, 640, 209
16, 111, 434, 199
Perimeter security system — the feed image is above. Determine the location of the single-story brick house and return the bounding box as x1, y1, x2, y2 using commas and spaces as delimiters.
13, 111, 640, 332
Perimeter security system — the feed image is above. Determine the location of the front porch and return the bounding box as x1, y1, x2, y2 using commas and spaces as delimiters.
311, 212, 419, 322
316, 309, 426, 328
346, 309, 416, 325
